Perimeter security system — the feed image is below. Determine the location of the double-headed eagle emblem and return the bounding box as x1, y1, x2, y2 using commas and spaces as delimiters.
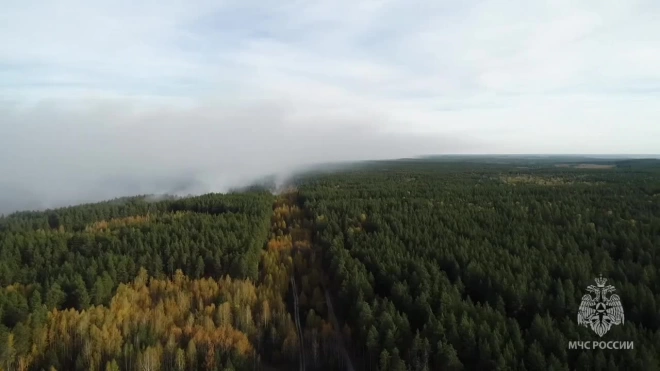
577, 276, 625, 337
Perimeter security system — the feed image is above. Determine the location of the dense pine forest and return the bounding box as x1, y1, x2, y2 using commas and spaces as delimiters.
1, 158, 659, 370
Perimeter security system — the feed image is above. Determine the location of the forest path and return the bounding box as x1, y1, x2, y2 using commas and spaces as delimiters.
291, 276, 306, 371
271, 190, 356, 371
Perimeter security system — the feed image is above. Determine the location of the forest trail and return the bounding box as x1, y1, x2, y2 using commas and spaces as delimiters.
268, 190, 356, 371
291, 276, 306, 371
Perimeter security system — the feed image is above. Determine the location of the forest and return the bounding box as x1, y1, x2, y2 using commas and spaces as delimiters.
1, 158, 659, 370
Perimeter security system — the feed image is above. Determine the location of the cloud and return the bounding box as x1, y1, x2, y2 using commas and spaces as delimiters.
1, 0, 659, 212
0, 98, 482, 214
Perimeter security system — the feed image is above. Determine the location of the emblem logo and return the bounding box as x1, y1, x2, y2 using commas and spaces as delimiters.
577, 275, 625, 337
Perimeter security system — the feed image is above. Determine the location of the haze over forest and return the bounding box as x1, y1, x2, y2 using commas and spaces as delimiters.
2, 0, 659, 213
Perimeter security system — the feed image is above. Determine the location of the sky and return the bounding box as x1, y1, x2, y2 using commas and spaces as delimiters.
1, 0, 659, 212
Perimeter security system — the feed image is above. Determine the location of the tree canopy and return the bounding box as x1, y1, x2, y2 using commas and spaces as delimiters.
1, 158, 659, 370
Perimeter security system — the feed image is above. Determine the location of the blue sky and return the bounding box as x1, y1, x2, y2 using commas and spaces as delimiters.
0, 0, 659, 211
